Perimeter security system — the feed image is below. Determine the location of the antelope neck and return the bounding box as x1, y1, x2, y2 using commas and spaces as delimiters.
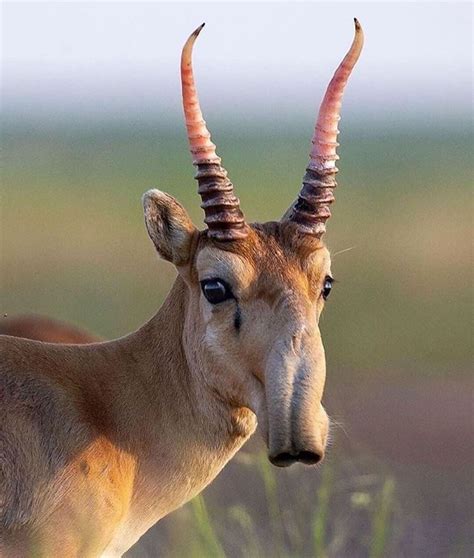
98, 277, 256, 554
116, 276, 256, 451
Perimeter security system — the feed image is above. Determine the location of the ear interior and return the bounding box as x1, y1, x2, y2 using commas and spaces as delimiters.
143, 189, 197, 265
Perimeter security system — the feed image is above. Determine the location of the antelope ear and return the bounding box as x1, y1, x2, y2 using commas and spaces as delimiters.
143, 189, 197, 265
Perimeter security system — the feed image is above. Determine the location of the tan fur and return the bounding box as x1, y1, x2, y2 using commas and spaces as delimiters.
1, 196, 332, 556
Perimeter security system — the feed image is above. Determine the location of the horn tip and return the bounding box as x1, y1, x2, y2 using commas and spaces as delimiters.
193, 22, 206, 38
183, 23, 206, 60
353, 17, 362, 31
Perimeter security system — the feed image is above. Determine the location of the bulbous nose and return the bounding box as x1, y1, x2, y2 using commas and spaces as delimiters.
268, 448, 324, 468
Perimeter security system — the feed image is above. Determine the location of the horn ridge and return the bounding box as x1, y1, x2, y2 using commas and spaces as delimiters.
181, 24, 248, 241
288, 19, 364, 237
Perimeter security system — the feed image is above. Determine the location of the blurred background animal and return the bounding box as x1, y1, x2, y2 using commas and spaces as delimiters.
0, 314, 100, 344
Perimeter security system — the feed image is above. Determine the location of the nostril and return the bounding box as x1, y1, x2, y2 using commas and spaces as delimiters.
269, 452, 297, 468
269, 450, 323, 467
296, 450, 323, 465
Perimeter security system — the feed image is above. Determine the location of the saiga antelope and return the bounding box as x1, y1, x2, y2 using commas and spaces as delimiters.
0, 21, 364, 557
0, 315, 100, 344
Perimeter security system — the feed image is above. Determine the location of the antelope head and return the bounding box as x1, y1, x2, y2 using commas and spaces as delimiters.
143, 22, 363, 467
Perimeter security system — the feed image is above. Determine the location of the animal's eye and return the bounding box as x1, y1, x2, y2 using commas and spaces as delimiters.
322, 276, 334, 300
201, 279, 233, 304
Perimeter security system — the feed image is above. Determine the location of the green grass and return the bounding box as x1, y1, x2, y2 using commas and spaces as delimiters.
312, 464, 334, 557
189, 495, 226, 558
151, 452, 398, 558
257, 453, 285, 556
227, 505, 261, 557
369, 477, 396, 558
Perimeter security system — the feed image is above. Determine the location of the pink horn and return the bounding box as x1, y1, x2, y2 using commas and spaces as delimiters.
181, 24, 248, 241
286, 19, 364, 236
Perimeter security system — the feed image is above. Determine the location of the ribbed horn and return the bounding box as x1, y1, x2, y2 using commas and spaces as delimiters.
286, 19, 364, 236
181, 24, 248, 241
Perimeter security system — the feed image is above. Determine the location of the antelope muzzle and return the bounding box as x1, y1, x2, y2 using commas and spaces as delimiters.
265, 328, 329, 467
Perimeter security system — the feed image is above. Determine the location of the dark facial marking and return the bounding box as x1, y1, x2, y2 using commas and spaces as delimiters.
234, 305, 242, 331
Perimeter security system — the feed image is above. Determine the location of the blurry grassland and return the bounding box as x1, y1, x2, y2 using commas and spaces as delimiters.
2, 118, 471, 379
129, 450, 400, 558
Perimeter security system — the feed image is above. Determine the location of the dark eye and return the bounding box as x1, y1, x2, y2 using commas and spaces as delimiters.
201, 279, 233, 304
322, 276, 333, 300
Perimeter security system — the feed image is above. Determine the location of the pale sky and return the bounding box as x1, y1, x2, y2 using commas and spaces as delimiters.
2, 2, 472, 122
